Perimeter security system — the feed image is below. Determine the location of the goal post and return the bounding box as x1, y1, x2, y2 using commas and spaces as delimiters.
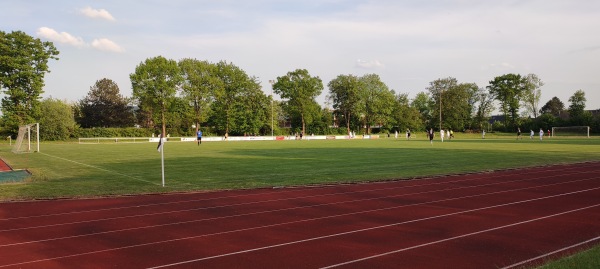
551, 126, 590, 138
12, 123, 40, 153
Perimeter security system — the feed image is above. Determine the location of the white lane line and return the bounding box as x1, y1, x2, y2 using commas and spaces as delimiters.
147, 189, 600, 269
4, 176, 596, 248
3, 169, 597, 234
501, 236, 600, 269
319, 205, 600, 269
2, 186, 598, 268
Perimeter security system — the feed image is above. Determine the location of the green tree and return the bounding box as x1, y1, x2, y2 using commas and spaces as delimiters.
427, 77, 457, 130
522, 73, 544, 118
328, 74, 361, 135
358, 74, 395, 134
39, 98, 76, 140
392, 93, 424, 133
179, 58, 221, 134
540, 96, 565, 117
231, 78, 269, 135
130, 56, 182, 136
411, 91, 434, 127
487, 73, 526, 130
568, 89, 591, 126
78, 78, 134, 128
273, 69, 323, 135
0, 30, 59, 135
568, 90, 586, 119
210, 61, 259, 136
473, 87, 495, 131
443, 82, 478, 131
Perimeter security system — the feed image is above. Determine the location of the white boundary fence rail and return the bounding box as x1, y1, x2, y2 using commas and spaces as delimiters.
79, 135, 381, 144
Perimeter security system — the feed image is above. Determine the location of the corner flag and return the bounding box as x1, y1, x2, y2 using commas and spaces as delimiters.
157, 134, 164, 152
157, 134, 165, 187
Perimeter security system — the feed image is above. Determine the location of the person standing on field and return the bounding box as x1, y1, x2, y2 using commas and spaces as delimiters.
539, 128, 544, 141
440, 129, 445, 142
517, 128, 522, 140
197, 129, 203, 145
429, 128, 434, 145
530, 129, 534, 139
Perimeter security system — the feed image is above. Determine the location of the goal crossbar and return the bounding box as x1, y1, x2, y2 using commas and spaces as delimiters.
551, 126, 590, 138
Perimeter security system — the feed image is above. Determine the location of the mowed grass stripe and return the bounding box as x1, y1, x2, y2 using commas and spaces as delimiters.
0, 136, 599, 200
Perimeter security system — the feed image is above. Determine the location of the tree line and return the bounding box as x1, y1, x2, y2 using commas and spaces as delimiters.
2, 30, 599, 141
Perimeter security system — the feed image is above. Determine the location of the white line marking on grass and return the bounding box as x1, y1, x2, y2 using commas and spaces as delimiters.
39, 152, 160, 186
501, 236, 600, 269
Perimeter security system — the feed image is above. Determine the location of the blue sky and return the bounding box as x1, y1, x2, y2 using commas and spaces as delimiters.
2, 0, 599, 111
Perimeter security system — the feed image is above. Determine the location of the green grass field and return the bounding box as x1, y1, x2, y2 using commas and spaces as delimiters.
1, 133, 599, 200
1, 134, 599, 268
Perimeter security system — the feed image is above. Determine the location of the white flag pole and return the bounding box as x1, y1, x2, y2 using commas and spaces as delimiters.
161, 139, 165, 187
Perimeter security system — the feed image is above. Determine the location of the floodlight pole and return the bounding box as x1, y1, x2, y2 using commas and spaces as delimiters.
269, 80, 275, 139
439, 89, 443, 131
36, 123, 40, 152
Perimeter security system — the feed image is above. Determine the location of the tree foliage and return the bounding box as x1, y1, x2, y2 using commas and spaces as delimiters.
179, 58, 221, 133
521, 73, 544, 118
273, 69, 323, 135
78, 78, 134, 128
130, 56, 182, 135
39, 98, 75, 140
358, 74, 395, 134
0, 30, 59, 135
328, 74, 361, 135
540, 96, 565, 117
487, 73, 526, 130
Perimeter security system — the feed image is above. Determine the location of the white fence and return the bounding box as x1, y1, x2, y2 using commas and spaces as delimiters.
80, 135, 380, 144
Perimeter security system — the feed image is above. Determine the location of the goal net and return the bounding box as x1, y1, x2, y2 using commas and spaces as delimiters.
12, 123, 40, 153
551, 126, 590, 138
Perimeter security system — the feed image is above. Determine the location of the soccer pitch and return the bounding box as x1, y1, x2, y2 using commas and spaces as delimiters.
1, 134, 600, 200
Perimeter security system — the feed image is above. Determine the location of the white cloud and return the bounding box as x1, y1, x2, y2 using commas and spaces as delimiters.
91, 38, 124, 53
80, 6, 116, 21
36, 27, 85, 47
356, 59, 384, 69
36, 27, 123, 53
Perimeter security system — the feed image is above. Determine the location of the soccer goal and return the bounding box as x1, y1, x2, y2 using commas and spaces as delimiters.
551, 126, 590, 138
12, 123, 40, 153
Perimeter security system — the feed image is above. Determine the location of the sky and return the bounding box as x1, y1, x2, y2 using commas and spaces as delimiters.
2, 0, 599, 112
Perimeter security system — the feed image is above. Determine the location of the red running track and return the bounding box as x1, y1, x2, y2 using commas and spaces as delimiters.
1, 162, 600, 268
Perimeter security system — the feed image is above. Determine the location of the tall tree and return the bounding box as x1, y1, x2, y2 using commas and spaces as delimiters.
392, 93, 424, 132
78, 78, 134, 128
568, 89, 586, 118
273, 69, 323, 135
178, 58, 221, 134
130, 56, 182, 136
411, 91, 434, 127
426, 77, 458, 130
328, 74, 361, 135
358, 74, 395, 134
540, 96, 565, 117
211, 61, 257, 136
487, 73, 526, 130
0, 30, 59, 134
473, 87, 495, 130
522, 73, 544, 118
